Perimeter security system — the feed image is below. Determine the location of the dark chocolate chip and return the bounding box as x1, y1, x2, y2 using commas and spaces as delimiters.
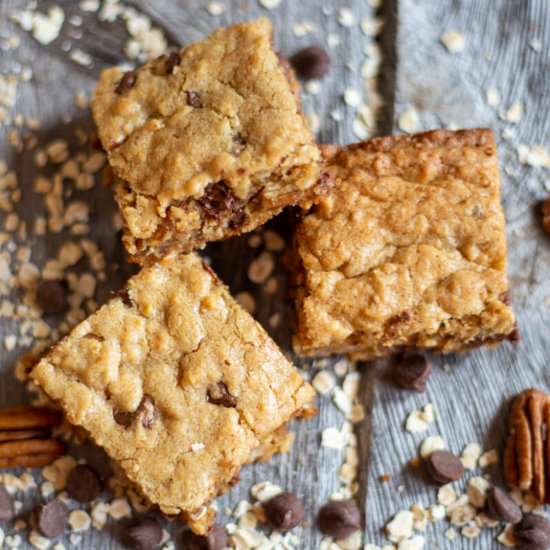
114, 395, 157, 428
127, 518, 163, 550
514, 513, 550, 550
290, 46, 330, 80
264, 492, 305, 531
36, 280, 68, 316
0, 485, 14, 521
66, 465, 102, 503
36, 500, 68, 538
425, 450, 464, 485
116, 71, 137, 94
317, 499, 361, 539
391, 354, 432, 392
486, 487, 522, 524
181, 525, 228, 550
198, 182, 244, 226
186, 91, 202, 108
165, 51, 181, 74
206, 382, 237, 408
116, 288, 133, 307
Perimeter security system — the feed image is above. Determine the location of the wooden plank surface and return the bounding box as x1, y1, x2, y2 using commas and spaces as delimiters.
0, 0, 548, 549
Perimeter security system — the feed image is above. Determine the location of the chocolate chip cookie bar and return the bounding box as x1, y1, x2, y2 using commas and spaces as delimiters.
291, 129, 516, 360
31, 254, 315, 533
92, 18, 326, 264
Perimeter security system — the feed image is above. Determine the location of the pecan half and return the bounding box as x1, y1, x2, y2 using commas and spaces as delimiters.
504, 389, 550, 503
0, 406, 65, 469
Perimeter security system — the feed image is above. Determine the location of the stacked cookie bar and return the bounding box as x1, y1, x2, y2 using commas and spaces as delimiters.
30, 18, 516, 537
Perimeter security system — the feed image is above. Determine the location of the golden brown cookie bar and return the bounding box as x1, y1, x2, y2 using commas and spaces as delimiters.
92, 18, 327, 264
31, 254, 315, 532
291, 129, 516, 360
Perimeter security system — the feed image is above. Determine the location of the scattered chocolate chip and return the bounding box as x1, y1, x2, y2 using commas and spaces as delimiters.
232, 133, 247, 155
186, 91, 202, 108
0, 485, 14, 521
66, 465, 102, 503
36, 500, 68, 538
116, 71, 137, 94
391, 354, 432, 392
486, 487, 522, 524
36, 280, 68, 315
127, 518, 163, 550
264, 492, 305, 531
514, 513, 550, 550
206, 382, 237, 408
181, 525, 228, 550
114, 395, 157, 428
290, 46, 331, 80
425, 450, 464, 485
541, 199, 550, 236
198, 182, 244, 227
317, 499, 361, 539
165, 51, 182, 74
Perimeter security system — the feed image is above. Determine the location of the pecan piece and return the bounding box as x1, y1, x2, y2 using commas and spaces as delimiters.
504, 389, 550, 503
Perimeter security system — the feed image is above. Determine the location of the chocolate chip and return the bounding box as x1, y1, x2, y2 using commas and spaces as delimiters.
0, 485, 14, 521
514, 513, 550, 550
198, 182, 244, 227
264, 492, 304, 531
165, 51, 181, 74
425, 450, 464, 485
114, 395, 157, 428
36, 280, 68, 315
317, 499, 361, 539
116, 288, 133, 307
127, 518, 163, 550
290, 46, 330, 80
36, 500, 68, 538
486, 487, 522, 524
232, 133, 247, 155
116, 71, 137, 94
508, 327, 521, 344
66, 465, 102, 503
391, 354, 432, 392
186, 91, 202, 108
206, 382, 237, 408
181, 525, 228, 550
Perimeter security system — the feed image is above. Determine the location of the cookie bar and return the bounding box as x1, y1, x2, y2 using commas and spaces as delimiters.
291, 129, 516, 360
31, 254, 315, 533
92, 18, 326, 263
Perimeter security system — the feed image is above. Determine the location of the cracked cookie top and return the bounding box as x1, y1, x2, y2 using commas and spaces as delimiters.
92, 18, 320, 207
293, 129, 516, 357
31, 253, 314, 514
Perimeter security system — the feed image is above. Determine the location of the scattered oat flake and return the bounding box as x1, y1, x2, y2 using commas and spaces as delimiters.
248, 251, 274, 284
441, 31, 465, 53
529, 38, 542, 52
259, 0, 282, 8
460, 442, 481, 470
322, 427, 345, 449
337, 8, 355, 27
293, 21, 316, 37
109, 497, 131, 520
29, 530, 50, 550
444, 527, 457, 540
398, 535, 425, 550
386, 510, 414, 543
437, 484, 457, 506
207, 2, 225, 15
250, 481, 282, 502
518, 144, 550, 169
344, 88, 362, 107
498, 524, 517, 547
312, 371, 335, 395
398, 107, 420, 134
69, 510, 91, 532
505, 101, 523, 123
419, 435, 445, 458
486, 87, 500, 107
405, 404, 434, 433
